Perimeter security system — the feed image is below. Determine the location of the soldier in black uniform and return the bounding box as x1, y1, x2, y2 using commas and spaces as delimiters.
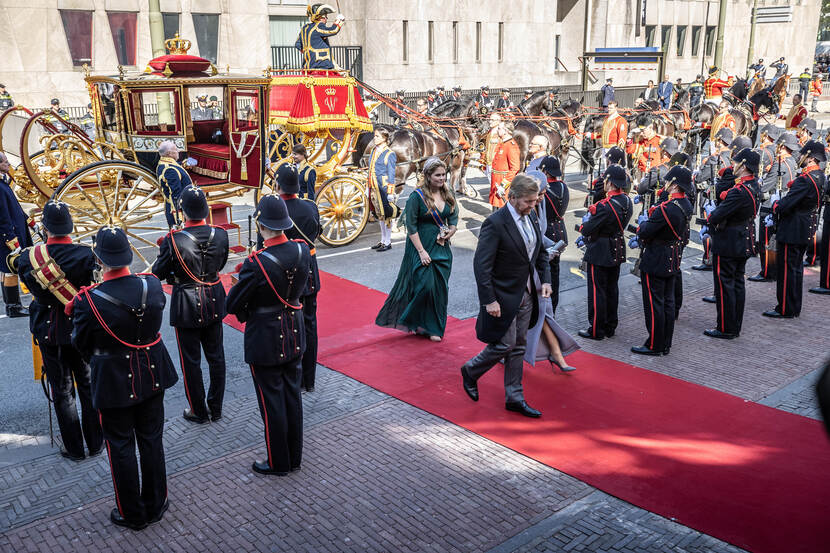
0, 151, 32, 317
274, 164, 322, 392
630, 166, 693, 355
70, 226, 178, 530
152, 185, 229, 423
763, 141, 826, 317
537, 156, 568, 315
577, 165, 633, 340
810, 144, 830, 295
702, 148, 761, 338
389, 90, 407, 126
16, 201, 103, 460
693, 128, 733, 272
226, 195, 311, 476
586, 146, 625, 205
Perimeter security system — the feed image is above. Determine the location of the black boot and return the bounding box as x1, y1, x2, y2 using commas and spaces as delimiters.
3, 285, 28, 318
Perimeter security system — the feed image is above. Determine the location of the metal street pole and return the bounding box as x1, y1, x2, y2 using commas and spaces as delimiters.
746, 0, 759, 78
713, 0, 727, 69
149, 0, 173, 127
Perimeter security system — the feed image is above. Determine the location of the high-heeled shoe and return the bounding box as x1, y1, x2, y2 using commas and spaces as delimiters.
549, 356, 577, 373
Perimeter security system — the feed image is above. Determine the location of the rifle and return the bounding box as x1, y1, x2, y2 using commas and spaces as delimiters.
695, 153, 720, 225
628, 174, 657, 277
247, 214, 255, 255
762, 147, 785, 252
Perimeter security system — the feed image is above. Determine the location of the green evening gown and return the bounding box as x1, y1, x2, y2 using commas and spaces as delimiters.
375, 191, 459, 337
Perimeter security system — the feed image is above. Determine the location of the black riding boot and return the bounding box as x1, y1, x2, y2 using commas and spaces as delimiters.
3, 285, 29, 318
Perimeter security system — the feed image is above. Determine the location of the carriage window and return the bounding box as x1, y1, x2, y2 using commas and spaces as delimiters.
187, 87, 224, 121
232, 91, 258, 131
131, 89, 181, 134
95, 83, 120, 131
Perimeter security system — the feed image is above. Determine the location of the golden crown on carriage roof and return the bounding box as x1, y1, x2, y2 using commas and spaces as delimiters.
165, 33, 192, 55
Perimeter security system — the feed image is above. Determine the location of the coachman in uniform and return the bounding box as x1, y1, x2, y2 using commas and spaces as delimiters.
275, 163, 322, 392
0, 152, 32, 317
702, 148, 761, 338
152, 185, 229, 423
577, 165, 633, 340
226, 195, 311, 475
630, 166, 693, 355
295, 4, 345, 70
157, 141, 192, 228
16, 201, 103, 460
70, 226, 178, 530
292, 144, 317, 200
538, 156, 568, 314
763, 140, 826, 317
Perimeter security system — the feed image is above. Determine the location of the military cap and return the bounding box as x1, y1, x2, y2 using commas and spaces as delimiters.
42, 200, 73, 235
524, 89, 533, 95
255, 195, 293, 231
93, 226, 132, 268
538, 156, 562, 178
715, 128, 734, 145
669, 152, 691, 168
798, 118, 818, 134
436, 85, 445, 91
709, 66, 719, 75
480, 85, 489, 91
0, 84, 5, 88
776, 131, 799, 152
275, 162, 300, 195
605, 146, 625, 165
179, 185, 209, 220
501, 88, 510, 94
733, 148, 761, 175
50, 98, 60, 105
730, 135, 752, 154
603, 164, 627, 189
196, 95, 207, 101
309, 3, 335, 21
800, 140, 827, 163
665, 165, 694, 197
395, 89, 405, 96
760, 124, 782, 142
452, 86, 462, 92
606, 78, 613, 83
660, 137, 679, 156
209, 95, 218, 101
525, 170, 548, 193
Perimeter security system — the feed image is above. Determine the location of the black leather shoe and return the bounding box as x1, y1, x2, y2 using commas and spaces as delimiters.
691, 264, 712, 271
809, 287, 830, 295
60, 448, 85, 462
148, 499, 169, 524
304, 386, 315, 393
748, 274, 772, 282
702, 296, 716, 303
209, 411, 222, 422
630, 345, 663, 356
703, 328, 736, 339
183, 408, 209, 424
461, 367, 478, 402
663, 347, 671, 356
578, 329, 604, 340
370, 242, 383, 250
5, 304, 28, 318
110, 509, 147, 531
252, 460, 288, 476
505, 400, 541, 418
375, 243, 392, 252
762, 309, 794, 319
88, 446, 104, 457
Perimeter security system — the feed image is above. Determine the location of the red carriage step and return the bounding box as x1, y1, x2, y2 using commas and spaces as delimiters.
207, 201, 244, 253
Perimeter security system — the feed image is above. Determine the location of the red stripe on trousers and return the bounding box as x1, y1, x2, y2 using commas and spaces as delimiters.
590, 264, 598, 337
98, 410, 124, 517
249, 365, 273, 468
645, 274, 655, 350
174, 328, 195, 412
782, 244, 788, 314
716, 256, 725, 332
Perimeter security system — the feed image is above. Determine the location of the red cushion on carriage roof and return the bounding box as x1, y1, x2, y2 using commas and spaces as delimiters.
147, 54, 211, 74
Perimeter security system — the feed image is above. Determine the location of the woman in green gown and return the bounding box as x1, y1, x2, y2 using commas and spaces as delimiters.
375, 157, 459, 341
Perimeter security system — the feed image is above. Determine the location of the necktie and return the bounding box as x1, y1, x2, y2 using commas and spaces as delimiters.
519, 215, 534, 257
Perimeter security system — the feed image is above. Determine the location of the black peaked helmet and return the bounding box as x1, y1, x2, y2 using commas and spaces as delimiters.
799, 140, 827, 163
603, 164, 628, 189
538, 156, 562, 178
665, 165, 694, 197
179, 185, 209, 220
41, 200, 73, 235
275, 162, 300, 195
606, 146, 625, 165
93, 226, 132, 268
256, 195, 293, 231
732, 148, 761, 175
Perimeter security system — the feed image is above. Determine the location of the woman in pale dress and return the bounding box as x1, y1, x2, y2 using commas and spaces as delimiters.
523, 170, 580, 371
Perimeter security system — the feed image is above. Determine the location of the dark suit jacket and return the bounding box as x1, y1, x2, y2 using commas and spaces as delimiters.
473, 206, 550, 344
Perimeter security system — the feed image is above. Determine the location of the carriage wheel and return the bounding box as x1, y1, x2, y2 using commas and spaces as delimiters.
316, 175, 369, 247
51, 160, 167, 269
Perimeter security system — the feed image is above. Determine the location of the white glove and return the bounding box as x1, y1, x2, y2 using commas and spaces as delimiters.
700, 225, 709, 238
336, 13, 345, 22
185, 157, 198, 167
633, 194, 642, 205
769, 191, 780, 203
496, 185, 506, 197
637, 213, 648, 224
628, 236, 640, 249
704, 200, 716, 215
764, 214, 775, 227
575, 236, 585, 248
582, 213, 592, 224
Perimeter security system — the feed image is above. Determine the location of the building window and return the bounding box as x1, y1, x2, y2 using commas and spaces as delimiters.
107, 12, 138, 66
402, 20, 408, 63
498, 22, 504, 62
690, 25, 702, 56
476, 22, 482, 63
676, 25, 687, 57
192, 13, 220, 64
428, 21, 434, 63
269, 16, 305, 47
162, 13, 180, 41
452, 21, 458, 63
661, 25, 672, 53
555, 34, 561, 70
644, 25, 656, 48
704, 26, 716, 57
59, 10, 93, 66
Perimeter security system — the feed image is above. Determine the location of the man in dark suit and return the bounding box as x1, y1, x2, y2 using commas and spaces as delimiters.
16, 201, 103, 460
70, 226, 178, 530
152, 185, 229, 424
226, 195, 311, 475
275, 163, 322, 392
460, 175, 551, 418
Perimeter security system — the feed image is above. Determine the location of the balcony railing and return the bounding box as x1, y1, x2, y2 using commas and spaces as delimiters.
271, 46, 363, 81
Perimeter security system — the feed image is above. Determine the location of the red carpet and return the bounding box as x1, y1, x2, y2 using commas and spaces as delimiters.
209, 272, 830, 552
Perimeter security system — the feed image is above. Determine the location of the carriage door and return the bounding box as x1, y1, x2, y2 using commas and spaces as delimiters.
228, 88, 261, 187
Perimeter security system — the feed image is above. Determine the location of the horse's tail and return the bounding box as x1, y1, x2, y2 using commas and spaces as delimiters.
580, 115, 595, 174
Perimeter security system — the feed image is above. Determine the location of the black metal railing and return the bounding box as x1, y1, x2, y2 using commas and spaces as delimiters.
271, 46, 363, 80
